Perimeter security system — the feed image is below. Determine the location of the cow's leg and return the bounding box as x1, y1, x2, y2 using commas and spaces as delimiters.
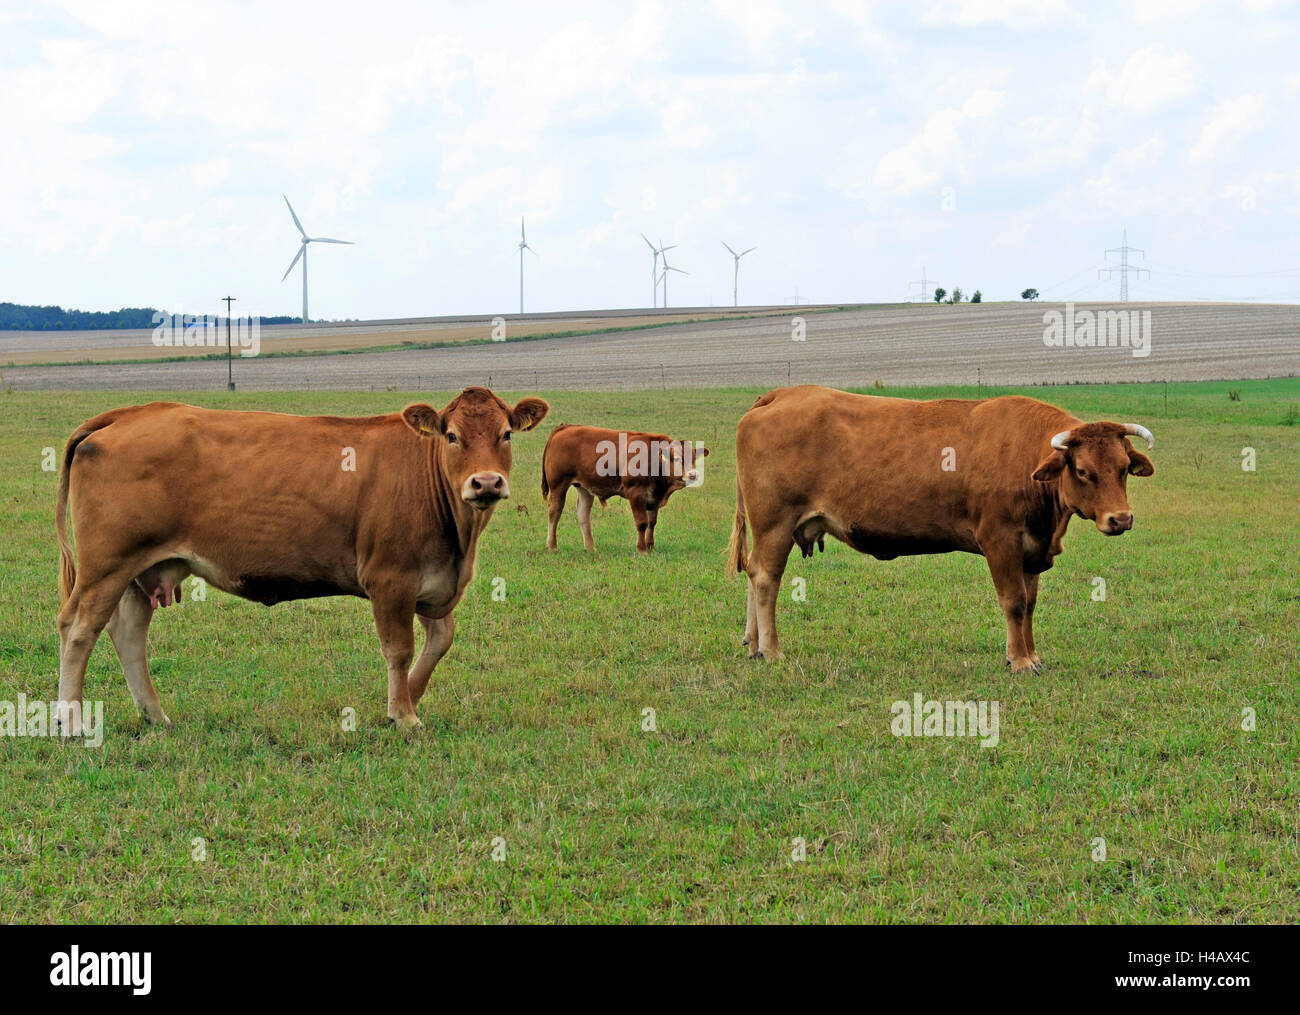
1023, 572, 1041, 668
546, 481, 570, 550
105, 582, 171, 727
982, 539, 1036, 673
575, 486, 596, 551
743, 575, 758, 648
57, 568, 136, 737
748, 526, 794, 660
629, 494, 650, 553
408, 613, 454, 707
370, 594, 421, 728
644, 506, 659, 552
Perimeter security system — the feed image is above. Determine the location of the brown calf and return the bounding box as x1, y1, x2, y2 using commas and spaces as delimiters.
541, 424, 708, 552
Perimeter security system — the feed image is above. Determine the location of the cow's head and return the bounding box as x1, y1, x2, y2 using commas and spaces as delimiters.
403, 387, 549, 510
653, 440, 709, 503
1032, 422, 1155, 535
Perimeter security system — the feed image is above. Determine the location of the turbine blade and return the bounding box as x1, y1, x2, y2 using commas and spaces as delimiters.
281, 244, 305, 282
722, 241, 737, 256
641, 233, 656, 252
661, 243, 675, 253
741, 247, 756, 256
283, 195, 306, 237
309, 237, 353, 244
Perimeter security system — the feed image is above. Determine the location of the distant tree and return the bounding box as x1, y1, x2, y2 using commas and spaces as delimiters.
948, 287, 964, 304
1021, 288, 1039, 301
933, 287, 947, 303
971, 290, 982, 303
0, 302, 298, 330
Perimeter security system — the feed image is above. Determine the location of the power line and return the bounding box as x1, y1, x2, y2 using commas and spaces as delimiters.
1142, 263, 1300, 279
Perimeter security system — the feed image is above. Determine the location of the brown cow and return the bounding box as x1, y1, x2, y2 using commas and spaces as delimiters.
54, 387, 548, 735
727, 386, 1155, 670
541, 425, 709, 552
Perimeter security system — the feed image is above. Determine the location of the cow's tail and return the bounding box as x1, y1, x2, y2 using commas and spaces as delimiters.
56, 416, 114, 603
727, 474, 749, 575
540, 436, 551, 499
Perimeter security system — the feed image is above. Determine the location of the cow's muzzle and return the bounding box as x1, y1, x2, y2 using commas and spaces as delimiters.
1099, 511, 1133, 535
463, 472, 509, 508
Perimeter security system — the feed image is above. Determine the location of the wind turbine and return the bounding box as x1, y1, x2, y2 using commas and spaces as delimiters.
721, 241, 756, 307
658, 248, 687, 309
641, 233, 675, 309
518, 217, 537, 314
281, 194, 352, 323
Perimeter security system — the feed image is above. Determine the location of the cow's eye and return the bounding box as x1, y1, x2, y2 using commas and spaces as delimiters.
446, 432, 458, 445
1075, 468, 1089, 481
503, 431, 512, 443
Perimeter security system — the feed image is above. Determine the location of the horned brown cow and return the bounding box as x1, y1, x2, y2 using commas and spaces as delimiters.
727, 386, 1156, 670
541, 424, 708, 552
54, 386, 548, 734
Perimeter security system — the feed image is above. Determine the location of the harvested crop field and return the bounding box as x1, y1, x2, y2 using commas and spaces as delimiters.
5, 302, 1298, 392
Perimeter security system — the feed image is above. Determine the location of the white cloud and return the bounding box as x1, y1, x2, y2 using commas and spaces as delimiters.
1088, 44, 1196, 115
923, 0, 1074, 26
1189, 93, 1268, 163
874, 89, 1006, 195
1131, 0, 1295, 23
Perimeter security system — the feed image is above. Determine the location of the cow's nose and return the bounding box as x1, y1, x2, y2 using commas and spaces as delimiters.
1101, 511, 1133, 534
464, 472, 509, 504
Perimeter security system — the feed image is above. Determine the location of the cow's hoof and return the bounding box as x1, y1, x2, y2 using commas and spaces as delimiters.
142, 711, 174, 729
1008, 658, 1039, 674
749, 651, 764, 660
386, 715, 424, 730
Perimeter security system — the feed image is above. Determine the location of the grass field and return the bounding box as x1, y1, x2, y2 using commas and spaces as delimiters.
1, 378, 1297, 923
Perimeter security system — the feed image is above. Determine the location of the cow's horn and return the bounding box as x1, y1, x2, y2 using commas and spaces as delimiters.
1049, 430, 1073, 451
1122, 423, 1155, 450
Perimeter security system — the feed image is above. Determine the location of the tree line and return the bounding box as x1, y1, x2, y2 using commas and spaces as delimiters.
0, 303, 302, 330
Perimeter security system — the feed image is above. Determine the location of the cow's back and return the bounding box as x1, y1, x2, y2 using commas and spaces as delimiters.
736, 387, 1074, 555
543, 423, 673, 496
66, 402, 424, 596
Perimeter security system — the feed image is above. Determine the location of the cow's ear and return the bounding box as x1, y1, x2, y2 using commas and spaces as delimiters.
1127, 447, 1155, 477
510, 397, 549, 433
1032, 450, 1067, 482
697, 445, 710, 458
401, 403, 443, 437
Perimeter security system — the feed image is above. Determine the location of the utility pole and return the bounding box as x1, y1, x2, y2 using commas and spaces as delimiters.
222, 295, 236, 391
908, 266, 931, 303
1100, 229, 1149, 302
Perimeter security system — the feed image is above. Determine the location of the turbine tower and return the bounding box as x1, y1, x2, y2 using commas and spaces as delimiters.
280, 194, 352, 323
658, 248, 687, 309
721, 241, 756, 307
518, 217, 536, 314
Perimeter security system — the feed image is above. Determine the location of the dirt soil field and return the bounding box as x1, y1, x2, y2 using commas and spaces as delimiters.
3, 302, 1297, 391
0, 306, 811, 366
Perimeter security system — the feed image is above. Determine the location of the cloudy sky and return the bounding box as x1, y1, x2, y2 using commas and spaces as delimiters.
3, 0, 1298, 320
